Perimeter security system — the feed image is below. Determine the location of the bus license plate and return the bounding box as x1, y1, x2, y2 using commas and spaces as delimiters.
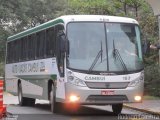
101, 90, 114, 95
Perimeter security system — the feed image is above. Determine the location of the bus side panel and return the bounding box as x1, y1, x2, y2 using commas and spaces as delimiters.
5, 78, 18, 95
5, 58, 66, 101
21, 79, 44, 98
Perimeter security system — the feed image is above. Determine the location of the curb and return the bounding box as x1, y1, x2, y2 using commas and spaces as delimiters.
124, 104, 160, 116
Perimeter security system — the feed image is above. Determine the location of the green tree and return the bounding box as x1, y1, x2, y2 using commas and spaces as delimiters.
0, 0, 67, 76
23, 0, 67, 28
113, 0, 143, 17
68, 0, 115, 15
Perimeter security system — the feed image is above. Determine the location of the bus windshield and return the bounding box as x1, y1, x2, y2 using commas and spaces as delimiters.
67, 22, 144, 73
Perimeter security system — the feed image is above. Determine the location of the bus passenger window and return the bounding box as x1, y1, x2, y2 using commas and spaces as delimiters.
46, 27, 55, 57
36, 31, 45, 59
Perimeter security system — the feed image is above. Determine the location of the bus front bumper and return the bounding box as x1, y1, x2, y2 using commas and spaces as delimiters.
64, 82, 144, 105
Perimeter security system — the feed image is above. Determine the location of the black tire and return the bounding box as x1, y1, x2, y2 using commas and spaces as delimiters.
50, 84, 60, 113
112, 103, 123, 115
18, 83, 27, 106
18, 83, 35, 106
26, 98, 35, 106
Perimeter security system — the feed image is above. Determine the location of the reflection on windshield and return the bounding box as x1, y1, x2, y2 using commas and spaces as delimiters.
67, 22, 143, 73
106, 23, 143, 72
67, 23, 107, 71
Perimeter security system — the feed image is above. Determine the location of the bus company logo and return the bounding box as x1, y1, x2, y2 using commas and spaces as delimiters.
84, 76, 105, 81
12, 61, 46, 74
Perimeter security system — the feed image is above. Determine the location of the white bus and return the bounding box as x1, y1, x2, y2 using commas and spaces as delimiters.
5, 15, 144, 114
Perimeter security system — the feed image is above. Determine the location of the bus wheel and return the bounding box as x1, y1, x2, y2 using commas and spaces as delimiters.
50, 84, 59, 113
18, 83, 35, 106
26, 98, 35, 106
18, 83, 27, 106
112, 103, 123, 115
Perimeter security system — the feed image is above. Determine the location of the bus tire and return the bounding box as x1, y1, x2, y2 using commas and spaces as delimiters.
112, 103, 123, 115
50, 84, 60, 113
26, 98, 35, 106
18, 83, 28, 106
18, 83, 35, 106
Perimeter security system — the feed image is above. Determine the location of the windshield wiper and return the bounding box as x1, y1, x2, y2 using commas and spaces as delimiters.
88, 41, 103, 72
112, 40, 128, 73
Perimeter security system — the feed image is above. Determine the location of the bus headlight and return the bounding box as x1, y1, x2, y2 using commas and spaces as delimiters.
68, 75, 87, 87
128, 75, 144, 87
128, 79, 140, 87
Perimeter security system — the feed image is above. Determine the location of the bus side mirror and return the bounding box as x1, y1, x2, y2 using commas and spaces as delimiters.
142, 40, 150, 54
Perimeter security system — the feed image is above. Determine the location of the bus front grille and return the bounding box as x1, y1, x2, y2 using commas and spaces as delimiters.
85, 82, 129, 89
86, 95, 128, 102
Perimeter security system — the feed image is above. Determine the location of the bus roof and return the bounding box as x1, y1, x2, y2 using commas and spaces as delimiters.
61, 15, 138, 24
7, 15, 138, 42
7, 18, 64, 41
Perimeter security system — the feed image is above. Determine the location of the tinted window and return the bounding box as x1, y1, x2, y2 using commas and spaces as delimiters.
46, 27, 55, 57
28, 34, 36, 60
36, 31, 45, 59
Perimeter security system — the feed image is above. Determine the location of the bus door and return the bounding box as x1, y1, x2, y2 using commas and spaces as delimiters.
55, 25, 66, 99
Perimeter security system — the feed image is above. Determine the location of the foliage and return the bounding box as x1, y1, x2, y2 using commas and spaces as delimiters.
68, 0, 115, 15
0, 62, 4, 77
138, 2, 159, 43
21, 0, 67, 28
112, 0, 143, 17
0, 0, 67, 75
144, 95, 160, 100
144, 64, 160, 97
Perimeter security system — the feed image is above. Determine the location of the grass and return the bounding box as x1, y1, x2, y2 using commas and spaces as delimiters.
144, 95, 160, 100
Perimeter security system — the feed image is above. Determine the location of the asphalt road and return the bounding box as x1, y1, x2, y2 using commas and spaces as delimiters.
4, 93, 160, 120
